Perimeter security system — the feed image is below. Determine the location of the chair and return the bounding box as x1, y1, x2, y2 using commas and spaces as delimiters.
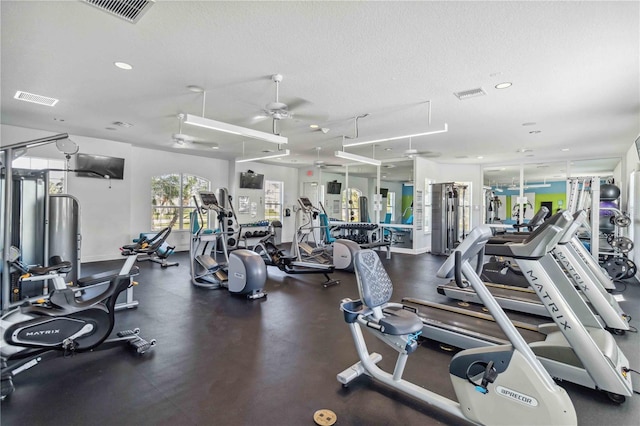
353, 249, 422, 334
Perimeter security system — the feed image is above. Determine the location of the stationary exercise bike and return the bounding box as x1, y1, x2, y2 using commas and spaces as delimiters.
1, 247, 156, 400
337, 226, 577, 425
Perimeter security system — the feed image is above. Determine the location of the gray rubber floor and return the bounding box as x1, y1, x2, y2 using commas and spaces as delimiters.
2, 250, 639, 425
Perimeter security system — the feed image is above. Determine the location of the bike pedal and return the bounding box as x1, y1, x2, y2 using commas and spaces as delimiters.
117, 329, 137, 337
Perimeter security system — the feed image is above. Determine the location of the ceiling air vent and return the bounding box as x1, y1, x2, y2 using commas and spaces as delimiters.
82, 0, 155, 24
14, 91, 59, 107
453, 87, 487, 100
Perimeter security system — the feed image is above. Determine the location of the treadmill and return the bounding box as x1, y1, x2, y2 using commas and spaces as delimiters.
400, 215, 634, 403
437, 210, 630, 333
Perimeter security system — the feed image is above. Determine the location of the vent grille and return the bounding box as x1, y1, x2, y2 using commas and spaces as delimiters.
82, 0, 155, 24
14, 91, 59, 106
453, 87, 487, 100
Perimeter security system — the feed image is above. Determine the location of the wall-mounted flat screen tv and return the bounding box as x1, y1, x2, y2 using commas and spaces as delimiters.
327, 181, 342, 194
239, 172, 264, 189
379, 188, 389, 198
75, 153, 125, 179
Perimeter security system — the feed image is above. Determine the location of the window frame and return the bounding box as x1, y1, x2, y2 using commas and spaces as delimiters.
151, 173, 211, 231
264, 180, 284, 222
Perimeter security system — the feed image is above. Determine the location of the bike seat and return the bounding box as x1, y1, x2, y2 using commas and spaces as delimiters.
28, 262, 72, 276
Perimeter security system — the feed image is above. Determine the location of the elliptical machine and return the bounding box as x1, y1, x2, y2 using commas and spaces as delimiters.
1, 247, 155, 400
190, 191, 267, 299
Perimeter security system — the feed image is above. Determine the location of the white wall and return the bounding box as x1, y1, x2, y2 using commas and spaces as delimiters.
230, 160, 299, 242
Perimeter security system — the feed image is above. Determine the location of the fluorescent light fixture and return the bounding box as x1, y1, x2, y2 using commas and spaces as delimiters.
508, 184, 551, 190
334, 150, 381, 166
342, 123, 448, 147
183, 113, 287, 145
236, 149, 290, 163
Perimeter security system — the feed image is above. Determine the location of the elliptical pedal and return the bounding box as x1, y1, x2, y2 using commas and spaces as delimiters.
129, 336, 157, 355
116, 328, 156, 354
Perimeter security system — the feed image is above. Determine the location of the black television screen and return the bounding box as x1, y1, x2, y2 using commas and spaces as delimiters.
75, 153, 125, 179
379, 188, 389, 198
327, 181, 342, 194
239, 172, 264, 189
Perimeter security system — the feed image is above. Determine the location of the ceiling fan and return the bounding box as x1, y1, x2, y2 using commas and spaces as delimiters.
403, 137, 441, 159
253, 74, 327, 134
172, 114, 219, 149
313, 146, 342, 169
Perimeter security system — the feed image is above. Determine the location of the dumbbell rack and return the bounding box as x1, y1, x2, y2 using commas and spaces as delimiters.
238, 222, 271, 249
333, 223, 380, 245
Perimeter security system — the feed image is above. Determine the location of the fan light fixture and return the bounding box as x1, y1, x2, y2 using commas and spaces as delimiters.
342, 124, 448, 148
334, 150, 381, 166
236, 149, 290, 163
183, 113, 287, 145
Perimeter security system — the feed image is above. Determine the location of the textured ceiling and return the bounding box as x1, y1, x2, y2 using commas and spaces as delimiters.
1, 1, 638, 182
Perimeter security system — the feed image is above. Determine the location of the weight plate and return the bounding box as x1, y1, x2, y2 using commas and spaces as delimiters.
313, 409, 337, 426
614, 215, 631, 227
624, 259, 637, 279
611, 237, 633, 253
603, 258, 628, 280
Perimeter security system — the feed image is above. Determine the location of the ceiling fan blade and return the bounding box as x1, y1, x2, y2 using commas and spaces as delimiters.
284, 97, 312, 111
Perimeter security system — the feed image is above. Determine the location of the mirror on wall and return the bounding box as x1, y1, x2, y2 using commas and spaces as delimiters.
318, 159, 412, 224
482, 158, 621, 226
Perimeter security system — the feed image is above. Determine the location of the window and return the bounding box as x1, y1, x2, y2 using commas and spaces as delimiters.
151, 173, 210, 231
264, 180, 283, 222
342, 188, 362, 222
12, 156, 66, 194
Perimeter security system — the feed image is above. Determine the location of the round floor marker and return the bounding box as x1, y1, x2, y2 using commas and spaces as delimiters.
313, 409, 337, 426
457, 301, 470, 307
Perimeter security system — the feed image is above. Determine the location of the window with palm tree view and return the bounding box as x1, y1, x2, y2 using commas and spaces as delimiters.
342, 188, 362, 222
264, 180, 283, 222
151, 173, 210, 231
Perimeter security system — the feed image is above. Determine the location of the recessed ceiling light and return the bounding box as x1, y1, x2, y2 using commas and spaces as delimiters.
384, 148, 392, 151
516, 148, 532, 153
210, 145, 219, 150
309, 124, 319, 129
529, 130, 541, 134
114, 61, 133, 70
495, 82, 512, 89
522, 122, 537, 126
477, 156, 484, 159
187, 85, 204, 93
561, 148, 570, 152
